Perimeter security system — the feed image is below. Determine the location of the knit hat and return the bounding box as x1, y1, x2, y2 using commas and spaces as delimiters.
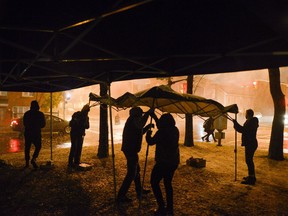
30, 100, 40, 111
129, 107, 143, 117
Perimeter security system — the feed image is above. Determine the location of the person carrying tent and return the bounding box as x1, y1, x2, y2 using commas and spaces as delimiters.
146, 112, 180, 216
68, 104, 90, 168
116, 107, 155, 203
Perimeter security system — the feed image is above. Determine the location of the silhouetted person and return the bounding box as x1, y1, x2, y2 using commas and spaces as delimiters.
233, 109, 259, 185
201, 117, 216, 142
117, 107, 153, 203
23, 100, 46, 169
68, 104, 90, 168
146, 113, 180, 216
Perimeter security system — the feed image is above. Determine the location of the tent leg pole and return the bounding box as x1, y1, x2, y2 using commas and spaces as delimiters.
108, 84, 117, 202
234, 113, 237, 181
50, 92, 53, 161
138, 138, 149, 210
139, 116, 153, 210
139, 105, 154, 210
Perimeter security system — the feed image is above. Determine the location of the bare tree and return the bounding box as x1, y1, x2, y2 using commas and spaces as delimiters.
268, 68, 285, 160
167, 76, 195, 146
184, 75, 194, 147
97, 83, 109, 158
36, 92, 63, 112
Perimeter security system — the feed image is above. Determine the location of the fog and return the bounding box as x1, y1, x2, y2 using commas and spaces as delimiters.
206, 68, 288, 87
62, 67, 288, 123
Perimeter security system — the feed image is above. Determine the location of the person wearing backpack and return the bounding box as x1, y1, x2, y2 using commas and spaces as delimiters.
201, 117, 216, 142
68, 104, 90, 168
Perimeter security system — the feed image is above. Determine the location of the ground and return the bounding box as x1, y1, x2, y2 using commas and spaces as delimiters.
0, 134, 288, 216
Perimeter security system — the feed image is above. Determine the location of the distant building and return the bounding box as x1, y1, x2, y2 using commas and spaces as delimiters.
0, 91, 36, 126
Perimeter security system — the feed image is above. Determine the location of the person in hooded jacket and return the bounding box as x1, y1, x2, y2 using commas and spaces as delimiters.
116, 107, 154, 203
23, 100, 46, 169
146, 113, 180, 216
233, 109, 259, 185
68, 104, 90, 168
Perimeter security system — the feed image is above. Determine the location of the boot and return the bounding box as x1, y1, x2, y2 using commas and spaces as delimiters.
153, 207, 166, 216
242, 176, 249, 181
25, 160, 29, 168
137, 189, 151, 200
241, 176, 256, 185
166, 209, 174, 216
31, 158, 38, 169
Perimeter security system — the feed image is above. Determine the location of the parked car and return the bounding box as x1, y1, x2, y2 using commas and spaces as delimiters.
10, 115, 71, 135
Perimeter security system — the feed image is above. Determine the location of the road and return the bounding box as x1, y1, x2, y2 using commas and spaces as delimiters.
67, 116, 288, 153
1, 117, 288, 154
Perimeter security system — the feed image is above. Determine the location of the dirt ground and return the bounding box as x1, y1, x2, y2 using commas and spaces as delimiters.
0, 134, 288, 216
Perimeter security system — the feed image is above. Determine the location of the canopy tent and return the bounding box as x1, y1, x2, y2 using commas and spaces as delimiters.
1, 0, 288, 92
114, 85, 238, 117
90, 85, 240, 189
1, 0, 285, 202
89, 93, 119, 109
90, 85, 239, 118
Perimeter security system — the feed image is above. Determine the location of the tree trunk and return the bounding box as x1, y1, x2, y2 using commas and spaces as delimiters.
268, 68, 285, 160
184, 75, 194, 147
97, 83, 109, 158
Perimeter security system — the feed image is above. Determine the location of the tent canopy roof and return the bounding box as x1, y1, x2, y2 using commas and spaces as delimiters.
89, 85, 239, 117
1, 0, 288, 92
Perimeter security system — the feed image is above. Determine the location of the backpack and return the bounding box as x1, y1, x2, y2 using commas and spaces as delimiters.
69, 111, 83, 129
203, 118, 213, 131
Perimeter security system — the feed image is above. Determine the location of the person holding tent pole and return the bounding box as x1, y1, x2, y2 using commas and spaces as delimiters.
116, 107, 154, 203
232, 109, 259, 185
146, 113, 180, 216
